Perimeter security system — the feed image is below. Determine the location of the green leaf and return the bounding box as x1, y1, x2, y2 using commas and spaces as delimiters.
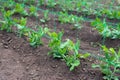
113, 77, 119, 80
102, 68, 111, 75
118, 49, 120, 57
79, 53, 90, 58
92, 64, 100, 68
30, 42, 36, 46
58, 32, 63, 40
16, 24, 24, 29
40, 19, 45, 23
102, 46, 109, 52
60, 39, 72, 49
72, 60, 80, 66
4, 10, 13, 18
74, 40, 80, 51
44, 27, 49, 33
109, 48, 116, 55
53, 52, 62, 58
70, 60, 80, 71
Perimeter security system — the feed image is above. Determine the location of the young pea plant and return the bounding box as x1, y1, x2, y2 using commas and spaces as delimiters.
108, 10, 120, 19
111, 24, 120, 39
72, 16, 83, 30
101, 9, 120, 19
75, 2, 82, 12
16, 24, 30, 37
45, 0, 57, 8
0, 10, 14, 32
91, 18, 120, 39
14, 17, 27, 26
13, 3, 28, 16
57, 0, 75, 12
92, 46, 120, 80
14, 17, 28, 37
58, 12, 71, 24
48, 31, 68, 58
1, 0, 15, 10
40, 10, 50, 23
48, 31, 90, 71
58, 12, 82, 29
48, 31, 69, 58
112, 10, 120, 19
28, 27, 49, 47
64, 40, 90, 71
63, 40, 80, 71
29, 5, 38, 17
39, 0, 44, 6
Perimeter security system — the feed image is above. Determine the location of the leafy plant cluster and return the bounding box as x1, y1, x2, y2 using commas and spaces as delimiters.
0, 2, 90, 71
48, 31, 90, 71
2, 0, 120, 20
0, 1, 38, 17
91, 18, 120, 39
99, 8, 120, 19
0, 8, 48, 47
0, 0, 15, 10
92, 46, 120, 80
0, 10, 14, 32
29, 5, 38, 17
1, 1, 120, 80
58, 12, 83, 29
39, 0, 120, 20
14, 17, 49, 47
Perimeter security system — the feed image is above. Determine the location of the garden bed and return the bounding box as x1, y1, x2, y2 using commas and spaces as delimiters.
0, 0, 120, 80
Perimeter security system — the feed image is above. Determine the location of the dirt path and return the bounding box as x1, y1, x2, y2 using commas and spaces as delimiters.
0, 46, 27, 80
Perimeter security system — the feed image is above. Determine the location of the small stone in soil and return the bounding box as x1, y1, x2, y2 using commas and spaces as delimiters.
52, 65, 58, 68
4, 45, 8, 49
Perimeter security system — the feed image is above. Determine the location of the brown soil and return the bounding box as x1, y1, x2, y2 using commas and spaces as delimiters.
0, 31, 103, 80
0, 7, 120, 80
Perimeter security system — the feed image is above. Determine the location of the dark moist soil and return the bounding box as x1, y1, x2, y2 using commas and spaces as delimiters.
0, 9, 120, 80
